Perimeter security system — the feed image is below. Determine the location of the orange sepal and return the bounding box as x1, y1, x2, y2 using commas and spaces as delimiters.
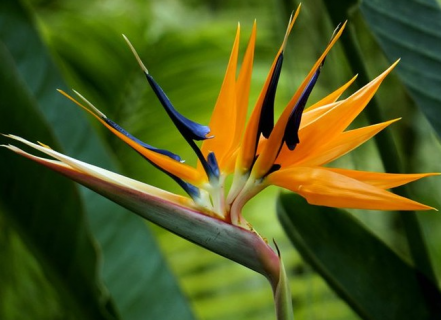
268, 166, 435, 211
200, 24, 240, 172
324, 168, 440, 189
298, 101, 339, 131
306, 75, 357, 111
231, 21, 257, 156
278, 119, 399, 167
59, 90, 205, 186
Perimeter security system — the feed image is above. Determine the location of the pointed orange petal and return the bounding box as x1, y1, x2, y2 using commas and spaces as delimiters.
59, 90, 204, 185
324, 168, 440, 189
279, 119, 399, 167
267, 166, 434, 211
255, 135, 268, 156
252, 22, 347, 179
285, 61, 399, 163
200, 24, 240, 172
236, 6, 300, 173
299, 101, 339, 130
233, 21, 257, 151
307, 75, 357, 111
216, 21, 258, 174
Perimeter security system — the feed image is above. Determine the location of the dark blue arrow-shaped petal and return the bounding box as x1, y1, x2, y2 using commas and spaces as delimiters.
146, 74, 211, 141
104, 118, 182, 161
259, 53, 284, 138
284, 66, 322, 150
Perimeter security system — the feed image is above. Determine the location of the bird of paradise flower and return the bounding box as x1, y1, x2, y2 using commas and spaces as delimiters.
2, 6, 437, 320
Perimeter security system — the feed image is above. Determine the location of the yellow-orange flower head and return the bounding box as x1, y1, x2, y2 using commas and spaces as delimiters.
4, 6, 437, 233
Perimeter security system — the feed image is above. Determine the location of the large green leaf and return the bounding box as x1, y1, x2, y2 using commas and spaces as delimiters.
0, 42, 117, 320
360, 0, 441, 137
277, 193, 441, 320
0, 1, 195, 319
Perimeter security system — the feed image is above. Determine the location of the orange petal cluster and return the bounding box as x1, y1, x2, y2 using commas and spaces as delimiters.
4, 6, 437, 230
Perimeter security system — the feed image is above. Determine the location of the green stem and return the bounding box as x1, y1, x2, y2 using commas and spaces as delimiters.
272, 254, 294, 320
261, 239, 293, 320
322, 0, 437, 284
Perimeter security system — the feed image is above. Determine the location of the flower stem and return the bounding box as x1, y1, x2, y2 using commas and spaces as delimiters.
273, 257, 294, 320
262, 241, 294, 320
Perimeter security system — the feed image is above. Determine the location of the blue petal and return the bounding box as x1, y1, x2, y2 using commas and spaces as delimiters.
172, 177, 201, 200
146, 73, 211, 141
207, 151, 220, 180
259, 53, 284, 138
283, 23, 341, 151
144, 73, 218, 182
104, 118, 182, 161
284, 66, 322, 150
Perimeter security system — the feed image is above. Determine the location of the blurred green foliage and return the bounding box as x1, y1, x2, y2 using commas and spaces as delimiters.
1, 0, 441, 319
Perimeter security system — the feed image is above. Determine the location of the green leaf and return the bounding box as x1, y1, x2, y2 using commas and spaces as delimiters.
0, 1, 195, 319
0, 40, 117, 320
360, 0, 441, 137
277, 193, 441, 320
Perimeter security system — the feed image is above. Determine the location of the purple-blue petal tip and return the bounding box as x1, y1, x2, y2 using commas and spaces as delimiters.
104, 118, 182, 161
146, 74, 211, 141
207, 152, 220, 180
284, 66, 321, 150
259, 53, 284, 139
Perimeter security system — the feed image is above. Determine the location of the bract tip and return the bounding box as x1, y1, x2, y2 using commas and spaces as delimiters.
123, 34, 149, 74
72, 90, 107, 119
272, 239, 281, 257
281, 5, 300, 51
